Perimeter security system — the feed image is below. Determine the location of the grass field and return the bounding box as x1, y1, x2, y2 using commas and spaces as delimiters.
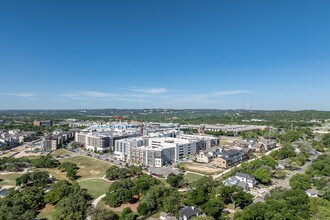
184, 173, 204, 184
50, 149, 74, 157
78, 178, 112, 198
61, 156, 115, 179
37, 156, 116, 181
38, 204, 56, 220
0, 173, 22, 187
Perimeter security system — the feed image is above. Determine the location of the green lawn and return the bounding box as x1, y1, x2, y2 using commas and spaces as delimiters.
50, 149, 74, 157
0, 173, 22, 187
61, 156, 116, 179
184, 173, 204, 184
78, 178, 112, 198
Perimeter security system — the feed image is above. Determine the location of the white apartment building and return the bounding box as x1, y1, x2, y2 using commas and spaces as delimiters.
130, 137, 197, 167
114, 137, 148, 161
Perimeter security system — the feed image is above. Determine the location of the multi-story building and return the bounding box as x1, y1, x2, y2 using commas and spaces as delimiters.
177, 134, 219, 150
33, 120, 53, 127
114, 137, 148, 161
130, 137, 197, 167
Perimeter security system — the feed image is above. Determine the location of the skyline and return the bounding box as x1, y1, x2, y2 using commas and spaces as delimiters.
1, 1, 330, 110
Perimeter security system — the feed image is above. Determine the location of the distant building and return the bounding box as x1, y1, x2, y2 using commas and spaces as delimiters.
33, 120, 53, 127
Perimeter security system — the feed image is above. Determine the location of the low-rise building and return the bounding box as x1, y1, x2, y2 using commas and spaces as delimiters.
223, 172, 257, 191
178, 206, 200, 220
213, 149, 246, 168
196, 151, 213, 163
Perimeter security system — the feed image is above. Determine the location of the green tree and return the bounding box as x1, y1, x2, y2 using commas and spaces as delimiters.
89, 208, 119, 220
16, 170, 51, 187
55, 190, 90, 220
201, 198, 224, 219
32, 155, 59, 168
166, 173, 184, 188
289, 174, 312, 190
45, 180, 81, 204
253, 167, 271, 184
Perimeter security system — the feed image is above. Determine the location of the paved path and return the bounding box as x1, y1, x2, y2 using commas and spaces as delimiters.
92, 194, 106, 208
253, 151, 320, 203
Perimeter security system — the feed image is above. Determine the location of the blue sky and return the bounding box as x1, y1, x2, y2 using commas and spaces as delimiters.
0, 0, 329, 110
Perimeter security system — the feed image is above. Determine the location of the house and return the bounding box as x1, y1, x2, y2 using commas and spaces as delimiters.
259, 138, 277, 151
213, 149, 245, 168
196, 151, 213, 163
241, 147, 254, 158
178, 206, 200, 220
250, 142, 266, 153
235, 172, 257, 188
276, 160, 288, 169
305, 189, 319, 197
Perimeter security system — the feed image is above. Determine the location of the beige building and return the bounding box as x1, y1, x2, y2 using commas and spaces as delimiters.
196, 151, 213, 163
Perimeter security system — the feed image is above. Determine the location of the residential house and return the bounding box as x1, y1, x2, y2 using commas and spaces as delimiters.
178, 206, 200, 220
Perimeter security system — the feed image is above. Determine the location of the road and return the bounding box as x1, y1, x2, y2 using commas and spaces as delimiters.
253, 150, 320, 203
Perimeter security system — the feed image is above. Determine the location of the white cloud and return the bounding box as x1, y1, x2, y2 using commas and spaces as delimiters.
60, 91, 117, 99
0, 93, 36, 98
119, 87, 168, 94
214, 90, 249, 97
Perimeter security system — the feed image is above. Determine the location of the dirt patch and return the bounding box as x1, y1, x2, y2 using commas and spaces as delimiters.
104, 202, 140, 213
183, 162, 223, 174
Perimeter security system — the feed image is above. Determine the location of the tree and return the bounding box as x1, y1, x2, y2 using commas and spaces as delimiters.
166, 173, 184, 188
131, 174, 160, 197
89, 208, 119, 220
289, 174, 312, 190
309, 197, 330, 220
253, 167, 271, 184
104, 179, 135, 207
120, 207, 137, 220
58, 162, 79, 180
320, 186, 330, 201
32, 155, 59, 168
16, 170, 51, 187
45, 180, 81, 204
161, 194, 181, 214
0, 186, 44, 219
232, 190, 253, 209
201, 198, 224, 219
322, 133, 330, 148
55, 190, 91, 220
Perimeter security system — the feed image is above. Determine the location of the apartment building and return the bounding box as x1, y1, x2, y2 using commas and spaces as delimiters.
130, 137, 196, 167
75, 132, 110, 152
33, 120, 53, 127
114, 137, 148, 161
177, 134, 219, 150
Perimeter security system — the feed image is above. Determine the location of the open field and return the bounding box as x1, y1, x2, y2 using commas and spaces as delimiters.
0, 173, 22, 187
180, 162, 223, 175
60, 156, 115, 179
50, 149, 74, 157
184, 172, 204, 184
38, 167, 67, 180
38, 204, 56, 220
78, 178, 112, 198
